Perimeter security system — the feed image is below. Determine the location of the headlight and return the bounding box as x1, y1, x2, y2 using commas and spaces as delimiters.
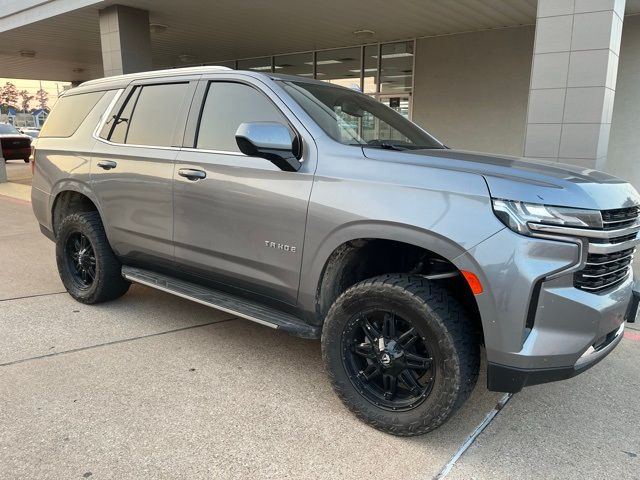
492, 199, 601, 235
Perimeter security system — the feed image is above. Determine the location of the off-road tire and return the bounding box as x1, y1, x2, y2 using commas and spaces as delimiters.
56, 211, 130, 304
321, 273, 480, 436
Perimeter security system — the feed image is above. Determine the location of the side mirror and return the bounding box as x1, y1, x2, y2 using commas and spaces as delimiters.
235, 122, 302, 172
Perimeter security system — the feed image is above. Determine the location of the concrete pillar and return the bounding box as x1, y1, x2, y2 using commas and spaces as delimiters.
0, 154, 6, 183
524, 0, 625, 169
99, 5, 151, 77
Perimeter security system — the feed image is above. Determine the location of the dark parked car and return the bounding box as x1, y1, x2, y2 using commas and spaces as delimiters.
0, 123, 32, 162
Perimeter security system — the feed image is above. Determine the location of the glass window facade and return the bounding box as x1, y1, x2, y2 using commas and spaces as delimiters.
363, 44, 379, 94
206, 40, 415, 118
316, 47, 361, 90
380, 41, 414, 94
274, 52, 313, 77
237, 57, 272, 72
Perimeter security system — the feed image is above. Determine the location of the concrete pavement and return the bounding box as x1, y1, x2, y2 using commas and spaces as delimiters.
1, 163, 639, 479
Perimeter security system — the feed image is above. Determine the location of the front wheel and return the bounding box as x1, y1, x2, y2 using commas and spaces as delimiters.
322, 274, 480, 436
56, 211, 130, 304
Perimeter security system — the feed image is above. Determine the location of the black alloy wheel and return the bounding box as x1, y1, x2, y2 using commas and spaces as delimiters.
342, 309, 435, 411
65, 232, 97, 289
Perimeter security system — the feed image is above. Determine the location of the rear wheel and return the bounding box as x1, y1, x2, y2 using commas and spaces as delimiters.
56, 212, 130, 304
322, 274, 479, 436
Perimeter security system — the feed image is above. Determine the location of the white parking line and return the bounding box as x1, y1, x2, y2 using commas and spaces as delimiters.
434, 393, 514, 479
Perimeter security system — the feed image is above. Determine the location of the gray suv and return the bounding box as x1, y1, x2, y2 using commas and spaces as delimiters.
32, 66, 640, 436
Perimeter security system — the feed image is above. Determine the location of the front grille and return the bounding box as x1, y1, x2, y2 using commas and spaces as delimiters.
589, 233, 638, 244
574, 247, 634, 292
601, 206, 640, 230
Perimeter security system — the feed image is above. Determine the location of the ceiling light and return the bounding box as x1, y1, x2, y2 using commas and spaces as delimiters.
307, 60, 342, 65
19, 50, 36, 58
249, 65, 284, 71
372, 53, 414, 59
149, 23, 168, 33
349, 68, 377, 73
353, 29, 375, 39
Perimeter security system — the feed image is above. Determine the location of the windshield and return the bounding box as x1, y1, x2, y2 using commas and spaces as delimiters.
280, 81, 444, 150
0, 124, 19, 134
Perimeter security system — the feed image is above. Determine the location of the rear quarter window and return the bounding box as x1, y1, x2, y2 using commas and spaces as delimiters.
39, 91, 106, 138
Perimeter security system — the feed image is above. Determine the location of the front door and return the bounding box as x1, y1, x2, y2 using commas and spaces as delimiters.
173, 81, 313, 304
172, 80, 315, 305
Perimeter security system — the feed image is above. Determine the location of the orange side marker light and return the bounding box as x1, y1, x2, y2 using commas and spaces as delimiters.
461, 271, 483, 295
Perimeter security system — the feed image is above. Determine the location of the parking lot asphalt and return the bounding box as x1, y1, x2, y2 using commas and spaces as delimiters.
1, 161, 639, 479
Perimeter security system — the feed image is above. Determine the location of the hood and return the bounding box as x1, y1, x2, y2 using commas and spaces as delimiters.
362, 147, 640, 211
0, 133, 31, 140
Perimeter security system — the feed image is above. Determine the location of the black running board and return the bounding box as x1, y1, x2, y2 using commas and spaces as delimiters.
122, 266, 320, 339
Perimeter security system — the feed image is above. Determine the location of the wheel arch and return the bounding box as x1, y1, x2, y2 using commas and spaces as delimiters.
50, 181, 105, 237
303, 221, 483, 340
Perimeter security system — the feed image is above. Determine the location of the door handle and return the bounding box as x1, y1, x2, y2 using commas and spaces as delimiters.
178, 168, 207, 181
97, 160, 117, 170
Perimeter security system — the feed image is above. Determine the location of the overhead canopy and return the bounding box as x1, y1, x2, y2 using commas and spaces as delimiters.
1, 0, 640, 82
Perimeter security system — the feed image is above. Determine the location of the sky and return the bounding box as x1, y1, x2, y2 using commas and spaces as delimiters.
0, 78, 71, 110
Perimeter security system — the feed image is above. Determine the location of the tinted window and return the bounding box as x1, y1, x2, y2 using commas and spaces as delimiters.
197, 82, 289, 152
102, 87, 140, 143
39, 91, 105, 138
119, 83, 189, 147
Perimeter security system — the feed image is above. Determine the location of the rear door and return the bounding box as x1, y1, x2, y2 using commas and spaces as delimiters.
172, 76, 317, 304
91, 78, 197, 266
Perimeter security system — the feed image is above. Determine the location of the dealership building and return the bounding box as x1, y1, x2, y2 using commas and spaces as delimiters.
1, 0, 639, 189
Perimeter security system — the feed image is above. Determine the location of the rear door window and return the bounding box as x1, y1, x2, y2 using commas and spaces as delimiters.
102, 83, 190, 147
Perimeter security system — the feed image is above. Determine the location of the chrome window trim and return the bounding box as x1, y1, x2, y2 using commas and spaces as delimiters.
92, 88, 123, 140
181, 147, 245, 157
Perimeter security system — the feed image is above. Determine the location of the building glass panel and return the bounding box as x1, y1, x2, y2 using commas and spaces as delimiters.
237, 57, 273, 72
316, 47, 361, 90
363, 44, 378, 94
274, 52, 313, 77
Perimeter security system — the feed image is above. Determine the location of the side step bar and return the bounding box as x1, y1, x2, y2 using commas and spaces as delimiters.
122, 266, 320, 339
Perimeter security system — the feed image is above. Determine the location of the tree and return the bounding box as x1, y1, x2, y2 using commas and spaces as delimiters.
1, 82, 20, 110
19, 90, 34, 112
2, 82, 19, 109
35, 88, 49, 111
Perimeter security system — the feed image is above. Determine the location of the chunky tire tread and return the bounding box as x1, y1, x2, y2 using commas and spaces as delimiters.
321, 273, 480, 436
56, 211, 130, 304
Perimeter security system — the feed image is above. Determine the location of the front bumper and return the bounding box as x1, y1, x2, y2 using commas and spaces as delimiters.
487, 321, 628, 392
454, 228, 638, 392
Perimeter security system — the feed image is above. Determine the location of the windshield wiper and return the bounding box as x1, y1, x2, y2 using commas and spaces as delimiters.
364, 140, 408, 151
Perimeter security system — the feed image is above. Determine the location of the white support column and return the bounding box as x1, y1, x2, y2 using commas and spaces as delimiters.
524, 0, 625, 169
99, 5, 151, 77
